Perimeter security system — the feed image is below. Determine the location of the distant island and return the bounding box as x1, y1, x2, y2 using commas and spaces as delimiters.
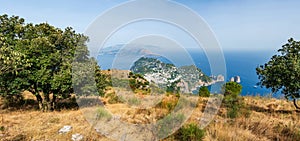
130, 57, 224, 94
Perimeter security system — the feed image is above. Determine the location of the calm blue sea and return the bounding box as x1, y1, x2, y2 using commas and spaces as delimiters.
188, 50, 283, 97
97, 49, 283, 97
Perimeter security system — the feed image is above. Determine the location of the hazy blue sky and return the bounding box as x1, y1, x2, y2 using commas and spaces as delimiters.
1, 0, 300, 52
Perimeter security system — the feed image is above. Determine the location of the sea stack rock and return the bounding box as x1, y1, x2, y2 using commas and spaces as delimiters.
230, 76, 241, 83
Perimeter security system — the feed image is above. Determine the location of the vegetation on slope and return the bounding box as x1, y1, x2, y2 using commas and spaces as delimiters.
1, 14, 300, 141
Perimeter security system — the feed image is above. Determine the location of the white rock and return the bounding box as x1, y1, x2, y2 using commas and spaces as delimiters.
72, 133, 84, 141
58, 125, 72, 134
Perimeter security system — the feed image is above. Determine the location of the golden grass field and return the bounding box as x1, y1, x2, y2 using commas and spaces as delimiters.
1, 92, 300, 141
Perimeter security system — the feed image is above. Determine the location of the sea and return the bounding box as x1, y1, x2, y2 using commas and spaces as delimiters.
97, 49, 283, 98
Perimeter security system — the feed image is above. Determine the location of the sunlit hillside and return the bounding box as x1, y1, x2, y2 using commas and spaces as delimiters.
1, 91, 300, 141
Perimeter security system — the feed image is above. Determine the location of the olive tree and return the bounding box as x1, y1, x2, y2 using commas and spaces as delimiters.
0, 14, 108, 111
0, 15, 31, 100
256, 38, 300, 108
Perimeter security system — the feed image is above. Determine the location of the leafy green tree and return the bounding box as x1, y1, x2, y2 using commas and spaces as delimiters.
198, 86, 210, 97
0, 14, 30, 99
222, 82, 242, 98
0, 14, 108, 111
256, 38, 300, 108
17, 24, 85, 111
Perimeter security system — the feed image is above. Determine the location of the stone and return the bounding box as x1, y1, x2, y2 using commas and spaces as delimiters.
72, 133, 84, 141
230, 76, 241, 83
58, 125, 72, 134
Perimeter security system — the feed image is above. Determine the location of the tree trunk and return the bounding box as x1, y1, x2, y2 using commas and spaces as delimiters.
51, 95, 56, 111
35, 94, 43, 110
44, 94, 51, 112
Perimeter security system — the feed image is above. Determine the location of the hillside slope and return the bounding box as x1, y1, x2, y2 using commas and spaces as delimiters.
1, 94, 300, 141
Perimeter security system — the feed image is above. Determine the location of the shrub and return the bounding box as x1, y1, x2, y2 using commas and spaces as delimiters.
106, 93, 123, 104
127, 97, 141, 106
176, 123, 205, 141
2, 94, 25, 109
227, 103, 239, 118
198, 86, 210, 97
157, 113, 185, 139
0, 126, 5, 131
158, 95, 178, 112
96, 107, 112, 121
222, 82, 247, 118
222, 82, 242, 98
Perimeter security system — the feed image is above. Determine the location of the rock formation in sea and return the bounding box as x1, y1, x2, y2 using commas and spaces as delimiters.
230, 76, 241, 83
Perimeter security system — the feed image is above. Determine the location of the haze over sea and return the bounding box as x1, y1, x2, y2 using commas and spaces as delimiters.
97, 47, 283, 98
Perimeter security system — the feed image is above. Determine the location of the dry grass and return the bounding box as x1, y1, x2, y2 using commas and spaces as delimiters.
1, 94, 300, 140
201, 96, 300, 141
0, 109, 112, 141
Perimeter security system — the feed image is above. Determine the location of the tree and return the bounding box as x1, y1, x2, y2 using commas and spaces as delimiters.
198, 86, 210, 97
222, 82, 242, 98
222, 82, 243, 118
0, 14, 31, 100
16, 24, 86, 111
0, 14, 108, 111
256, 38, 300, 108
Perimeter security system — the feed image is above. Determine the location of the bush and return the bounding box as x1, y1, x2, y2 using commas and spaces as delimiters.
227, 103, 239, 118
0, 126, 5, 131
157, 95, 179, 112
106, 93, 123, 104
198, 86, 210, 97
224, 97, 251, 118
96, 107, 112, 121
222, 82, 242, 98
222, 82, 247, 118
157, 113, 185, 139
176, 123, 205, 141
127, 97, 141, 106
1, 94, 25, 109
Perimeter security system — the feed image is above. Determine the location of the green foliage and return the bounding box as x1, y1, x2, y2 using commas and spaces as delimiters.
226, 102, 239, 118
198, 86, 210, 97
222, 82, 242, 98
0, 14, 108, 111
111, 78, 129, 89
128, 72, 150, 94
223, 97, 251, 118
127, 97, 141, 106
222, 82, 248, 118
95, 66, 110, 97
256, 38, 300, 101
106, 92, 124, 104
0, 14, 31, 97
166, 80, 181, 94
175, 123, 205, 141
0, 126, 4, 131
2, 94, 24, 109
156, 113, 185, 139
96, 107, 112, 121
200, 75, 212, 83
0, 14, 29, 75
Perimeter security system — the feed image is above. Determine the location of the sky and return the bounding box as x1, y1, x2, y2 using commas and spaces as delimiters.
1, 0, 300, 52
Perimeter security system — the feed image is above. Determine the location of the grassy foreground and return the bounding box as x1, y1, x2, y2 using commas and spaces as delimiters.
1, 94, 300, 141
